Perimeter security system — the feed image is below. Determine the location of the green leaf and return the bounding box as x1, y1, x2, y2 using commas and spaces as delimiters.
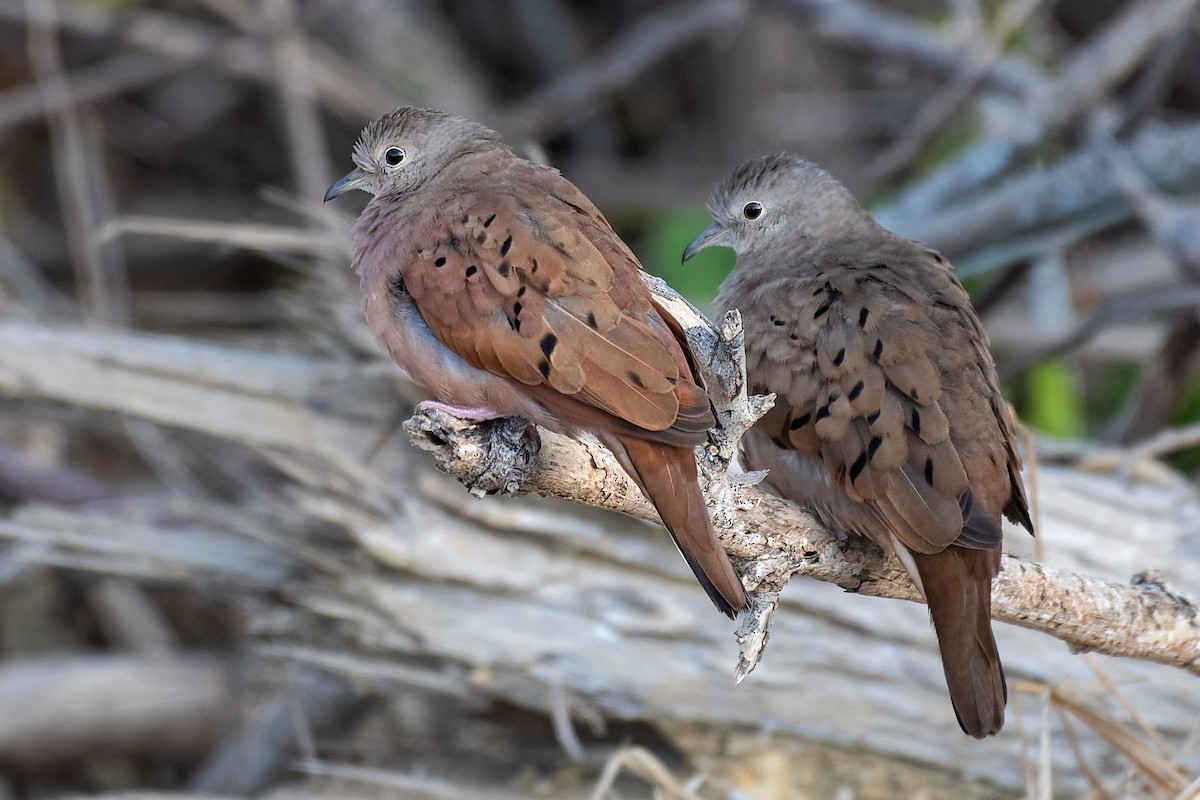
1024, 359, 1085, 438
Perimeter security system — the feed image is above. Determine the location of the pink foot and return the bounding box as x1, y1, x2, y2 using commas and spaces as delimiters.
416, 400, 503, 422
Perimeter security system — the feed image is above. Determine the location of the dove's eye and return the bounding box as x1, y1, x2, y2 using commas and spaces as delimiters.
742, 201, 764, 220
384, 147, 406, 166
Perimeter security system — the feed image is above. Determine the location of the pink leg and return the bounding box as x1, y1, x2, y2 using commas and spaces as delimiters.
415, 399, 503, 422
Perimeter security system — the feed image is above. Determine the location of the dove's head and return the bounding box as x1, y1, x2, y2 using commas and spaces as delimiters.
325, 106, 502, 202
682, 154, 865, 263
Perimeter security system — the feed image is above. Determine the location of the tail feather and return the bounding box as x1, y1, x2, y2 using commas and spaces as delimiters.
609, 434, 747, 617
912, 546, 1006, 738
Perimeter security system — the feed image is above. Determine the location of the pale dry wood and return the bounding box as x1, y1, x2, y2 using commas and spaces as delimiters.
406, 408, 1200, 676
0, 314, 1197, 789
25, 0, 129, 326
0, 654, 230, 768
588, 745, 709, 800
97, 216, 348, 256
0, 1, 401, 128
0, 309, 1195, 682
877, 119, 1200, 265
874, 0, 1200, 250
403, 276, 1199, 676
757, 0, 1046, 96
292, 762, 536, 800
861, 0, 1049, 185
1008, 0, 1200, 147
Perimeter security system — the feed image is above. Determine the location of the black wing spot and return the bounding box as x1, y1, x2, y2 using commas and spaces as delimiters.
910, 387, 920, 402
813, 303, 831, 320
475, 232, 487, 244
773, 318, 785, 327
832, 348, 845, 367
434, 256, 446, 267
790, 333, 799, 340
848, 379, 864, 401
514, 318, 522, 332
628, 371, 646, 388
483, 213, 496, 227
866, 409, 881, 425
586, 311, 598, 329
461, 214, 469, 224
910, 408, 921, 435
849, 451, 868, 482
867, 436, 883, 459
858, 308, 870, 327
813, 404, 831, 423
924, 457, 934, 485
465, 265, 478, 277
537, 359, 551, 378
540, 332, 558, 359
790, 413, 812, 430
500, 235, 513, 256
517, 286, 526, 297
812, 287, 825, 296
498, 262, 511, 277
872, 339, 883, 359
531, 258, 539, 273
513, 301, 523, 317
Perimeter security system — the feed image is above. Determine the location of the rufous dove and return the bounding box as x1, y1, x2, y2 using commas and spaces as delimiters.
684, 154, 1033, 737
326, 107, 747, 617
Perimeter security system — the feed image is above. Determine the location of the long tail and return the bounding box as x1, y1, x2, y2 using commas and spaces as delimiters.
608, 433, 748, 618
912, 546, 1006, 738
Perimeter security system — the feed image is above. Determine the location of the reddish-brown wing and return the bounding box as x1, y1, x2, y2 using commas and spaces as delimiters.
401, 167, 713, 441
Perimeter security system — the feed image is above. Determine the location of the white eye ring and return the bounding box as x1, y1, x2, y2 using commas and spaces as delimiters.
742, 201, 764, 220
384, 147, 405, 166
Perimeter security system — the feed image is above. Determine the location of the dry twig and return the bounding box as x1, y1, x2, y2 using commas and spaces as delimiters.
405, 276, 1200, 678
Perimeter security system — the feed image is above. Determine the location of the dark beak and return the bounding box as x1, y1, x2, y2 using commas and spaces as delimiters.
324, 167, 368, 202
682, 223, 725, 263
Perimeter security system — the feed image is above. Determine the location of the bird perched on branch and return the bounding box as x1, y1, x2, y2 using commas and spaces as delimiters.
325, 106, 747, 617
684, 154, 1033, 736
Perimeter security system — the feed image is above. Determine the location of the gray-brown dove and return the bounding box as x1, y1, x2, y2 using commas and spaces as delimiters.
325, 106, 747, 617
684, 154, 1033, 737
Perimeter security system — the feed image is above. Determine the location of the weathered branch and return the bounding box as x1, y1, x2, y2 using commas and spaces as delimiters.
874, 0, 1200, 257
502, 0, 748, 141
756, 0, 1045, 96
406, 406, 1200, 677
1, 312, 1198, 784
0, 655, 229, 768
406, 276, 1200, 678
875, 120, 1200, 268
